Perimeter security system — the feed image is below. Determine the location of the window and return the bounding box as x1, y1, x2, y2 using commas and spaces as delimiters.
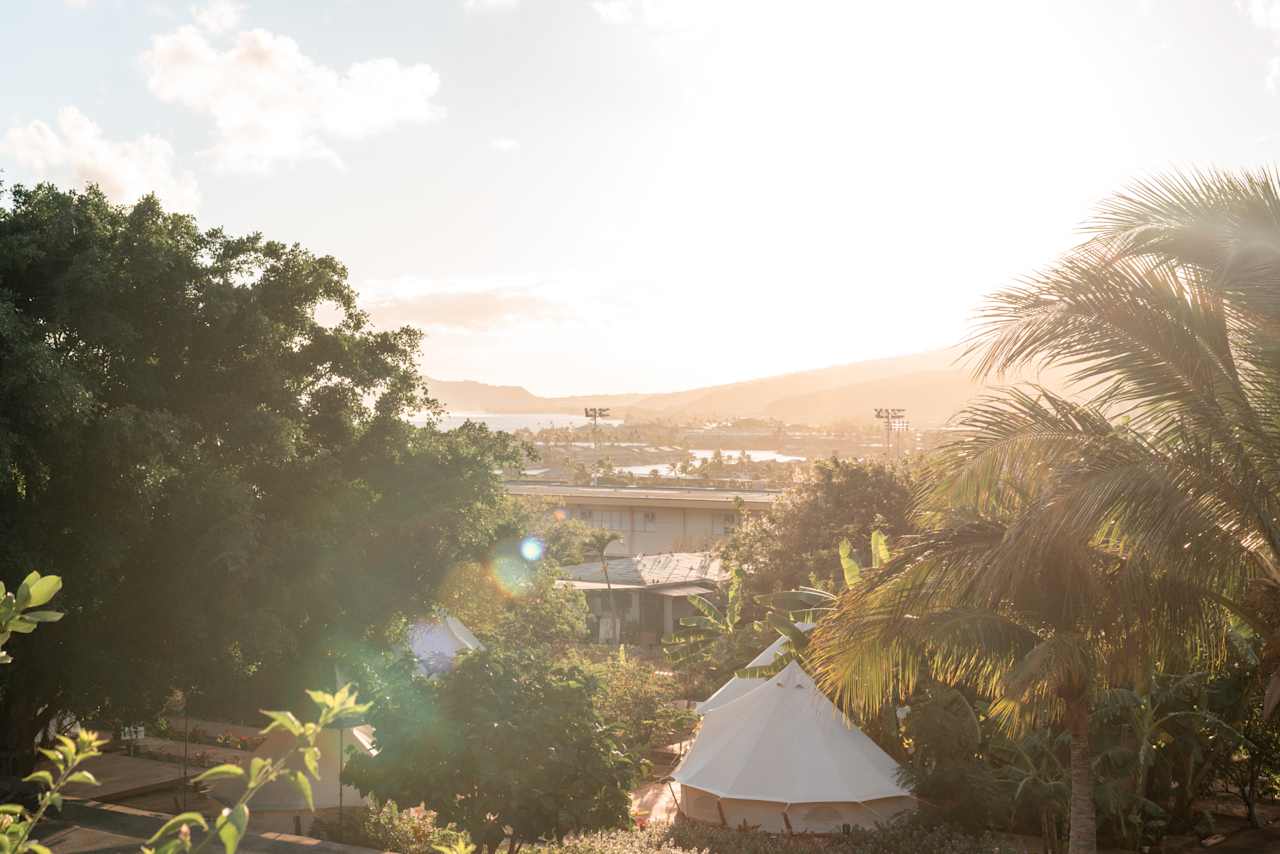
581, 507, 627, 531
712, 512, 737, 536
638, 511, 657, 532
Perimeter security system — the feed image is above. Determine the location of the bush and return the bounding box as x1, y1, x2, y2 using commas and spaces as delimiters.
534, 816, 1019, 853
345, 646, 638, 850
313, 799, 471, 853
564, 648, 698, 761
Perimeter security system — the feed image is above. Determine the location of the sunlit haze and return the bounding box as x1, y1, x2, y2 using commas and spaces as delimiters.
5, 0, 1280, 395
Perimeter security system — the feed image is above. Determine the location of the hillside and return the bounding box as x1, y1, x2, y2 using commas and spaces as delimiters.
428, 347, 1063, 427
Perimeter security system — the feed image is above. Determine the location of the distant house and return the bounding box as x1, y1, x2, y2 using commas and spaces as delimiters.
505, 482, 778, 555
557, 552, 728, 644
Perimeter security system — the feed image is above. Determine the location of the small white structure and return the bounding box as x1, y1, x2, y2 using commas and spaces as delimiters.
209, 724, 375, 832
696, 624, 813, 714
407, 614, 484, 676
673, 661, 915, 834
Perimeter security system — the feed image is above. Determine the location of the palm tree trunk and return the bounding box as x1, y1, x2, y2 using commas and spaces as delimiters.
602, 558, 622, 646
1066, 700, 1097, 854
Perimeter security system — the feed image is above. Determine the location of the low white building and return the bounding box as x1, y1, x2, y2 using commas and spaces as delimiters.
556, 552, 727, 643
505, 483, 778, 555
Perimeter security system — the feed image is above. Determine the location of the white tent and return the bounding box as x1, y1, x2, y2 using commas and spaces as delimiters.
210, 724, 374, 814
696, 624, 813, 714
673, 661, 915, 833
407, 614, 484, 677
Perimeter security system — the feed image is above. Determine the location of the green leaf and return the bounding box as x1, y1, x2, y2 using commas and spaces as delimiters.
65, 770, 98, 786
146, 811, 210, 844
0, 804, 25, 815
838, 539, 861, 589
21, 771, 52, 788
869, 529, 890, 568
766, 613, 812, 649
291, 771, 314, 811
191, 764, 246, 784
216, 804, 249, 854
7, 620, 35, 635
21, 611, 62, 624
26, 843, 52, 854
302, 747, 320, 780
21, 575, 61, 610
259, 710, 302, 737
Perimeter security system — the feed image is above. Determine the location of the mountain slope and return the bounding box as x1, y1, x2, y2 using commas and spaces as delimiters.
427, 348, 1063, 426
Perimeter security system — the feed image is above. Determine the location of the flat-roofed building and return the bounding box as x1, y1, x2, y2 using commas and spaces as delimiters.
556, 552, 728, 643
505, 482, 780, 555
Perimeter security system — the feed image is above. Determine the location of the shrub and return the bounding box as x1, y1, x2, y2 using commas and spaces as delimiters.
564, 648, 698, 761
534, 816, 1020, 854
345, 646, 638, 850
312, 799, 471, 853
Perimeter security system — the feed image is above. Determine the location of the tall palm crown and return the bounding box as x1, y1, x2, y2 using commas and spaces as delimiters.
810, 169, 1280, 854
969, 170, 1280, 668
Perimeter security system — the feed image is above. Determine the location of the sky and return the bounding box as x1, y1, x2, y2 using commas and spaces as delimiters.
5, 1, 1280, 396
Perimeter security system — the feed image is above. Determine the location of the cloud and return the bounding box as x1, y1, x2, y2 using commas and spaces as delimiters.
464, 0, 520, 10
0, 106, 201, 212
488, 137, 520, 152
192, 0, 244, 33
1246, 0, 1280, 31
140, 18, 442, 172
1241, 0, 1280, 90
591, 1, 634, 24
589, 0, 727, 32
361, 282, 565, 331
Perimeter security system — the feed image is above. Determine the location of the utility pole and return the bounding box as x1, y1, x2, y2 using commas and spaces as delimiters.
873, 408, 907, 460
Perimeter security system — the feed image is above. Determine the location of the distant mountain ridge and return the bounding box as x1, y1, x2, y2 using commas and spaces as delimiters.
427, 347, 1064, 427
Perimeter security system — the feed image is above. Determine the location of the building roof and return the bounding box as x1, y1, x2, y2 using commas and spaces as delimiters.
558, 552, 728, 588
505, 481, 779, 510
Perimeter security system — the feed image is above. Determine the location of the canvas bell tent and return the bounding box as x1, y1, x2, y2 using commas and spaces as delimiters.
673, 661, 915, 833
696, 623, 813, 714
210, 724, 375, 834
407, 614, 484, 676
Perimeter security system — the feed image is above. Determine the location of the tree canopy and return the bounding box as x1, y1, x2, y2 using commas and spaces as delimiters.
0, 183, 523, 762
344, 646, 636, 851
719, 456, 913, 594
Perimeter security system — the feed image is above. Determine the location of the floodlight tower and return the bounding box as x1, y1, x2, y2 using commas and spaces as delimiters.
873, 408, 906, 460
585, 407, 611, 450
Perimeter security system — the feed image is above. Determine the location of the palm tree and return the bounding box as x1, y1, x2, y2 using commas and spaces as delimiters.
964, 169, 1280, 708
740, 531, 890, 678
586, 530, 624, 644
809, 400, 1234, 854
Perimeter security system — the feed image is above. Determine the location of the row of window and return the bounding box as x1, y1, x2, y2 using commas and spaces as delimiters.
569, 507, 736, 535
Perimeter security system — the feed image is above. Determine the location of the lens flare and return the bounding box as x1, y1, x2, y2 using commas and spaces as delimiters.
520, 536, 545, 562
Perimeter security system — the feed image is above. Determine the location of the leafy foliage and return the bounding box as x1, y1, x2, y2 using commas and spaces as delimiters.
344, 646, 638, 850
312, 799, 472, 853
532, 815, 1019, 854
0, 183, 523, 765
567, 648, 697, 762
719, 457, 913, 595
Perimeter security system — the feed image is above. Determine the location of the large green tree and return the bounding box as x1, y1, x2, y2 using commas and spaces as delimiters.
344, 646, 636, 852
719, 456, 913, 595
0, 183, 522, 766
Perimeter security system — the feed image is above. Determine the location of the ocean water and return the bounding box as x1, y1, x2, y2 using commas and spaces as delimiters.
433, 412, 623, 432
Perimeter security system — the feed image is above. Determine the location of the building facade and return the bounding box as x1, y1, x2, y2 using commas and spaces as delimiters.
505, 482, 779, 555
